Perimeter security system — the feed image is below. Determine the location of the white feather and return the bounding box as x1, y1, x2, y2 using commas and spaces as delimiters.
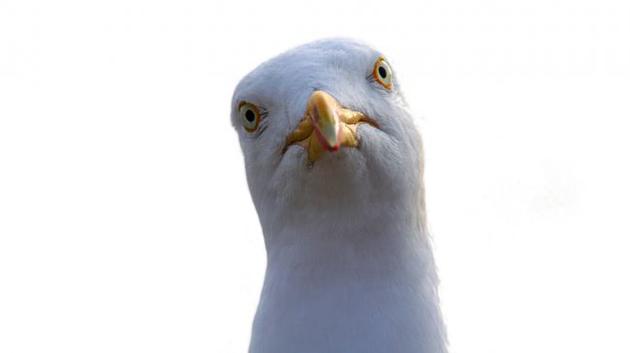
231, 38, 447, 353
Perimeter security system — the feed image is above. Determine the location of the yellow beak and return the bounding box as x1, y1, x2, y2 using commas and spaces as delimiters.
309, 91, 342, 151
284, 90, 377, 162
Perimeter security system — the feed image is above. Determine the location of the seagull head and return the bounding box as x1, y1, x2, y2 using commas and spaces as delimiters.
231, 39, 424, 228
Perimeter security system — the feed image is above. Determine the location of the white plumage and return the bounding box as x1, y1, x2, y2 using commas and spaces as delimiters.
231, 38, 447, 353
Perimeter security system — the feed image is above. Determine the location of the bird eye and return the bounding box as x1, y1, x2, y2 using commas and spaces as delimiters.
239, 102, 261, 132
373, 57, 393, 89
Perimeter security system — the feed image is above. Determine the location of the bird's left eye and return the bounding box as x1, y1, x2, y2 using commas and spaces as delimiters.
239, 102, 261, 132
372, 57, 393, 89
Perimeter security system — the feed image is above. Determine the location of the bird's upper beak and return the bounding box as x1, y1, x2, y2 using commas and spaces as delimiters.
284, 90, 377, 162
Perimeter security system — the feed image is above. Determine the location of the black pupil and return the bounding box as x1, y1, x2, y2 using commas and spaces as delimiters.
245, 109, 255, 122
378, 66, 388, 78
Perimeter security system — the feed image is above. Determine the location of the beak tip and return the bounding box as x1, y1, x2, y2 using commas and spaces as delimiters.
326, 144, 340, 152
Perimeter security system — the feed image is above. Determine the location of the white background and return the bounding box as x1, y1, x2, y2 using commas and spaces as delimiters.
1, 0, 629, 352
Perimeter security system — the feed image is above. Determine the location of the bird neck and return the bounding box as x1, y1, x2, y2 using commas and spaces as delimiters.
250, 194, 447, 353
257, 181, 433, 279
265, 200, 429, 272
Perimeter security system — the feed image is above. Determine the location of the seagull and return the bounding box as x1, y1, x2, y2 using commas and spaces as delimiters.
231, 38, 447, 353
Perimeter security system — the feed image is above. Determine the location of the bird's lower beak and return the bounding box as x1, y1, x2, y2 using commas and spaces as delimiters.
284, 90, 377, 162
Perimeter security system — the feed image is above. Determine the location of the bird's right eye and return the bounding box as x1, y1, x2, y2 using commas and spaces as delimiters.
372, 57, 393, 90
239, 102, 261, 132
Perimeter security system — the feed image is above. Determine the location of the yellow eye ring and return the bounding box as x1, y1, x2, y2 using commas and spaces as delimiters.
373, 57, 393, 89
239, 102, 261, 132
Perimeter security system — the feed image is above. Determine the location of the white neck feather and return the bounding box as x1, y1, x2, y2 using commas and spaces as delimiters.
249, 193, 447, 353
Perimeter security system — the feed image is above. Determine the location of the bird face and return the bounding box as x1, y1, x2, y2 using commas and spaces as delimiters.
231, 39, 423, 224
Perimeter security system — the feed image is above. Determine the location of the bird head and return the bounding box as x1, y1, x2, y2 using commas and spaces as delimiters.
231, 39, 424, 230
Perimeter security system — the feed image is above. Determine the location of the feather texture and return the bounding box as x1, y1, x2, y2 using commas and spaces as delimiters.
231, 38, 447, 353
